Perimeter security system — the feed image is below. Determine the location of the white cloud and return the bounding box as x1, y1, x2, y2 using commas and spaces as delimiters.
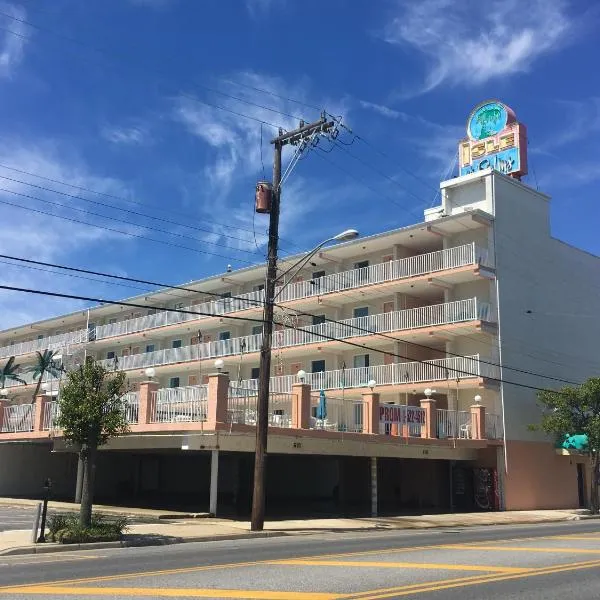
0, 3, 29, 78
359, 101, 403, 120
101, 125, 150, 146
384, 0, 576, 95
0, 141, 139, 329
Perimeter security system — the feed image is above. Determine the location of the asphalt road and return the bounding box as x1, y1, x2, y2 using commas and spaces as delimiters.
0, 520, 599, 598
0, 507, 35, 533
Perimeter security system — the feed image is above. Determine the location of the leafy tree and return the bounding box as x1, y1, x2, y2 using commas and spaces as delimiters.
29, 350, 64, 402
0, 356, 26, 389
534, 378, 600, 514
56, 358, 129, 528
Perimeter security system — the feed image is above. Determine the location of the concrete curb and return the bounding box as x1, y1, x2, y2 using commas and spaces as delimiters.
0, 531, 287, 556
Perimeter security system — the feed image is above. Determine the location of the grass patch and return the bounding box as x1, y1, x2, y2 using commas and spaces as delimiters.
47, 513, 128, 544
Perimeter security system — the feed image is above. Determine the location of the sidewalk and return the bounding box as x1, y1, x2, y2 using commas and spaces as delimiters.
0, 498, 594, 556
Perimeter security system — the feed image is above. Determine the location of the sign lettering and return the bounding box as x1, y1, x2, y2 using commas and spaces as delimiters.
379, 405, 425, 424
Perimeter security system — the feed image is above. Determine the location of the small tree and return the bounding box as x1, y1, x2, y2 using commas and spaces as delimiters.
534, 378, 600, 514
57, 358, 129, 528
29, 350, 64, 402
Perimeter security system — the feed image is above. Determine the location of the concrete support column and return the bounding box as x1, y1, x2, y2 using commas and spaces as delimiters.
207, 373, 230, 427
370, 457, 378, 517
209, 449, 219, 516
34, 394, 51, 432
447, 389, 458, 411
362, 392, 380, 434
291, 383, 311, 429
138, 381, 159, 425
470, 403, 486, 440
420, 398, 437, 439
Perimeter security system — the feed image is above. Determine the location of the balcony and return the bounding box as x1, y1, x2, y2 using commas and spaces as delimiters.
99, 298, 493, 373
0, 329, 88, 360
0, 403, 34, 433
93, 243, 491, 341
2, 370, 61, 390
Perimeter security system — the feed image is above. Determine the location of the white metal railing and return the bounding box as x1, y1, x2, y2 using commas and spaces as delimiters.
240, 354, 495, 395
437, 410, 473, 439
42, 401, 61, 431
227, 387, 258, 425
1, 403, 35, 433
485, 412, 504, 440
0, 329, 88, 359
311, 396, 364, 433
123, 392, 140, 424
3, 370, 61, 389
268, 393, 293, 428
93, 243, 490, 340
99, 298, 492, 373
150, 385, 208, 423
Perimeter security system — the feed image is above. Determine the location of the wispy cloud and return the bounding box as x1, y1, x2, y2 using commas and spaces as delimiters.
358, 100, 403, 120
101, 124, 151, 146
0, 3, 30, 78
384, 0, 577, 96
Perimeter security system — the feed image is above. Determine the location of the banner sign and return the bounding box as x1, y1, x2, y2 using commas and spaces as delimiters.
379, 405, 425, 424
459, 100, 527, 179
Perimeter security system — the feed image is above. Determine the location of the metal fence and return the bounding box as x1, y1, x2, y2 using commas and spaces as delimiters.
310, 395, 365, 433
1, 403, 35, 433
437, 409, 473, 439
485, 412, 504, 440
150, 385, 208, 423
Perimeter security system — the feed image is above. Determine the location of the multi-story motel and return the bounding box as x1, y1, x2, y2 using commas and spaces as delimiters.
0, 102, 598, 516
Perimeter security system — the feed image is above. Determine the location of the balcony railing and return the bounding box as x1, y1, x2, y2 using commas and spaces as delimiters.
226, 387, 294, 428
99, 298, 492, 373
311, 396, 365, 433
1, 403, 35, 433
150, 385, 208, 423
437, 410, 473, 439
0, 329, 88, 360
42, 401, 60, 431
93, 243, 490, 340
485, 412, 504, 440
3, 371, 61, 389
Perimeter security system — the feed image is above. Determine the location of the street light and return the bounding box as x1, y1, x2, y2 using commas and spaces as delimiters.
251, 228, 359, 531
144, 367, 155, 380
368, 379, 376, 391
214, 359, 224, 372
0, 388, 8, 399
297, 370, 307, 383
474, 394, 482, 404
274, 229, 359, 298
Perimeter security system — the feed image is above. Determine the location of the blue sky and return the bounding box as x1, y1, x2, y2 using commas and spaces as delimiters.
0, 0, 598, 328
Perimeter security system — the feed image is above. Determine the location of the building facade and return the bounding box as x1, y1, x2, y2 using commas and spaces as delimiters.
0, 164, 597, 516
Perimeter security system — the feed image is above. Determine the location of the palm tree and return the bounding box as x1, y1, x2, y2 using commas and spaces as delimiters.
29, 350, 63, 401
0, 356, 26, 389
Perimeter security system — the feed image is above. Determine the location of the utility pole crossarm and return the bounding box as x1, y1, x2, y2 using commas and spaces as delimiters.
250, 116, 334, 532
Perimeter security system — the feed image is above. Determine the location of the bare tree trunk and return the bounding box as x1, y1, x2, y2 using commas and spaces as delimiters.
32, 375, 43, 403
591, 454, 600, 515
79, 442, 97, 528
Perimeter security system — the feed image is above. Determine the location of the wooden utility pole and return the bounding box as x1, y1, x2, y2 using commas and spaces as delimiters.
250, 116, 334, 531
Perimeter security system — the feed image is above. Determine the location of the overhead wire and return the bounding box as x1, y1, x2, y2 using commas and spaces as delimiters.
0, 282, 578, 394
0, 253, 582, 386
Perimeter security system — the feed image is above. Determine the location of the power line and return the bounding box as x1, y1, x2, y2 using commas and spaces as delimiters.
0, 253, 581, 386
0, 194, 259, 265
0, 174, 269, 256
0, 282, 572, 394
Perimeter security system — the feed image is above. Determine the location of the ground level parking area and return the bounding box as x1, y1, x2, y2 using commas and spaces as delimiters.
1, 521, 600, 599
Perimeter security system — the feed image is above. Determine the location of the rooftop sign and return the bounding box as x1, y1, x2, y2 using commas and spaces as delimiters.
459, 100, 527, 179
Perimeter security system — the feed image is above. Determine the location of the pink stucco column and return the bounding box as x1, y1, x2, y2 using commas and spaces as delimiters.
470, 403, 486, 440
207, 373, 230, 427
362, 392, 380, 434
138, 381, 159, 425
34, 394, 51, 432
420, 398, 437, 439
0, 399, 7, 432
291, 383, 311, 429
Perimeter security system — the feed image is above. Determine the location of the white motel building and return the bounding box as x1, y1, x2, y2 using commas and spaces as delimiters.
0, 101, 598, 516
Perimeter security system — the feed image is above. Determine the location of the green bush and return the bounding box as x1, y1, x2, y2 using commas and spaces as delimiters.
46, 513, 128, 544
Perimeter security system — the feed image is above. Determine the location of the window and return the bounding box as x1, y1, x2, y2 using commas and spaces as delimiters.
311, 360, 325, 373
37, 334, 44, 340
173, 303, 184, 310
145, 344, 155, 353
353, 354, 370, 369
353, 306, 369, 318
108, 318, 117, 325
219, 331, 231, 341
172, 339, 182, 349
253, 284, 265, 292
169, 377, 180, 388
312, 314, 326, 326
312, 270, 326, 280
252, 325, 263, 336
106, 351, 115, 360
354, 260, 369, 269
251, 367, 260, 380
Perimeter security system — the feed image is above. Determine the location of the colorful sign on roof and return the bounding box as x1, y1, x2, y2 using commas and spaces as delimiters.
459, 100, 528, 179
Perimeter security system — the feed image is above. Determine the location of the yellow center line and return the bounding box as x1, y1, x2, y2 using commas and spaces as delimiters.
0, 585, 342, 599
343, 558, 600, 600
272, 559, 530, 573
436, 544, 600, 554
